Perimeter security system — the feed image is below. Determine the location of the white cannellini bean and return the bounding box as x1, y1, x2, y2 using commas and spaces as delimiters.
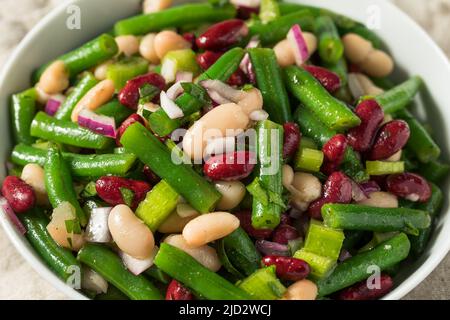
290, 172, 322, 211
143, 0, 172, 13
140, 33, 160, 64
47, 202, 85, 251
38, 60, 70, 94
71, 79, 115, 122
282, 279, 318, 300
357, 191, 398, 208
249, 109, 269, 121
282, 164, 295, 189
164, 234, 221, 271
21, 163, 48, 206
214, 181, 246, 210
274, 39, 296, 67
176, 203, 199, 218
108, 204, 155, 259
154, 30, 191, 60
182, 212, 240, 247
115, 35, 140, 57
158, 210, 199, 233
94, 60, 113, 80
35, 83, 52, 104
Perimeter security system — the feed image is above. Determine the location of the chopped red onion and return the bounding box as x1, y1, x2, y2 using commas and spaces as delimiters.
287, 24, 309, 66
339, 249, 352, 262
359, 180, 381, 196
45, 94, 65, 116
348, 73, 366, 100
85, 207, 112, 243
255, 240, 290, 256
351, 180, 369, 202
206, 89, 232, 105
200, 80, 244, 102
0, 197, 26, 235
176, 71, 193, 83
166, 82, 185, 100
81, 267, 108, 294
78, 109, 117, 138
204, 136, 236, 157
160, 91, 184, 119
120, 246, 159, 275
249, 110, 269, 121
240, 36, 260, 83
230, 0, 260, 8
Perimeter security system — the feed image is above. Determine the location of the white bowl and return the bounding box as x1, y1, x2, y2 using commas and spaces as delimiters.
0, 0, 449, 300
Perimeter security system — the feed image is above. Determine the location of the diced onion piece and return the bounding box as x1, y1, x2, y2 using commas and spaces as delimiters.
351, 180, 368, 202
205, 89, 232, 105
45, 94, 65, 116
249, 109, 269, 121
120, 246, 159, 275
240, 36, 260, 78
176, 71, 193, 83
0, 197, 26, 235
359, 181, 381, 196
200, 79, 244, 102
85, 207, 112, 243
230, 0, 261, 8
81, 267, 108, 294
287, 24, 310, 66
160, 91, 184, 119
161, 57, 177, 83
176, 203, 199, 218
255, 240, 290, 256
78, 109, 117, 138
137, 102, 160, 117
166, 81, 184, 100
204, 136, 236, 157
348, 73, 366, 100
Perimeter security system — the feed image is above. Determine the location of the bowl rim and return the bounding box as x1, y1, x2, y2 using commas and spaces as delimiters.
0, 0, 449, 300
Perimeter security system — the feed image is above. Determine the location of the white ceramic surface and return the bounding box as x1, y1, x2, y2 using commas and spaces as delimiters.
0, 0, 449, 300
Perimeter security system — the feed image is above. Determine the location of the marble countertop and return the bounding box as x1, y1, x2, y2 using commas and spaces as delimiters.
1, 0, 449, 300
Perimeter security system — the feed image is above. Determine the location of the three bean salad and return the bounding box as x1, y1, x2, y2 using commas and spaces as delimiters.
1, 0, 448, 300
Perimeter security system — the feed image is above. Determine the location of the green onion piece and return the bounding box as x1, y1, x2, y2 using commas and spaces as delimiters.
294, 248, 336, 279
107, 56, 149, 90
366, 160, 404, 175
294, 147, 324, 172
81, 181, 97, 198
135, 180, 179, 232
237, 266, 286, 300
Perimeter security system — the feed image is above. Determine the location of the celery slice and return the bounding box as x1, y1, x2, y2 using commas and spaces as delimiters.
366, 160, 404, 176
294, 248, 336, 279
237, 266, 286, 300
304, 219, 345, 260
294, 147, 324, 172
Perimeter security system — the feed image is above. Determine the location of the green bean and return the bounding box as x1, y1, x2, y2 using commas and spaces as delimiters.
342, 230, 370, 252
248, 10, 315, 45
114, 3, 236, 35
19, 208, 81, 282
293, 107, 368, 182
77, 243, 162, 300
248, 48, 291, 123
196, 47, 245, 83
10, 88, 37, 145
33, 34, 118, 83
44, 145, 88, 226
322, 56, 348, 86
317, 233, 411, 297
55, 72, 98, 121
418, 160, 450, 184
376, 76, 423, 114
322, 204, 430, 236
144, 265, 171, 285
315, 16, 344, 64
409, 183, 443, 256
284, 66, 361, 131
30, 112, 113, 149
396, 109, 441, 163
95, 284, 129, 300
12, 144, 137, 178
120, 122, 221, 213
154, 243, 251, 300
95, 99, 134, 124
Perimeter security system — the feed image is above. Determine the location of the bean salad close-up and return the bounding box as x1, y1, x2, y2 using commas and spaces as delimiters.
1, 0, 449, 301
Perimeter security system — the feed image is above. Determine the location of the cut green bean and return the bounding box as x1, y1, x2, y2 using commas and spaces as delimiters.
77, 243, 162, 300
248, 48, 292, 124
317, 233, 411, 297
252, 120, 284, 229
315, 16, 344, 64
294, 147, 324, 172
154, 243, 251, 300
33, 34, 118, 83
10, 88, 37, 145
322, 204, 430, 235
55, 72, 99, 121
120, 123, 221, 213
12, 144, 137, 178
376, 76, 423, 114
95, 99, 134, 124
418, 160, 450, 183
114, 3, 236, 35
395, 109, 441, 163
196, 47, 245, 83
44, 145, 88, 226
366, 160, 405, 175
30, 112, 113, 149
285, 66, 360, 131
144, 265, 171, 285
323, 56, 348, 86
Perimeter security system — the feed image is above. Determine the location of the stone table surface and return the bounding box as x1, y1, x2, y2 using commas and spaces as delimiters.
0, 0, 449, 300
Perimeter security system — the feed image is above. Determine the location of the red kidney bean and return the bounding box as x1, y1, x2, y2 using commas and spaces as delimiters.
303, 65, 341, 93
322, 134, 347, 175
165, 280, 194, 300
95, 176, 151, 209
116, 114, 146, 146
272, 224, 300, 245
280, 213, 292, 226
386, 172, 431, 202
236, 6, 260, 20
182, 32, 196, 49
262, 256, 310, 281
234, 210, 273, 239
1, 176, 36, 213
196, 51, 223, 70
203, 151, 256, 181
347, 99, 384, 152
118, 73, 166, 110
368, 120, 410, 160
227, 68, 248, 87
307, 171, 352, 219
337, 274, 393, 300
142, 165, 161, 185
348, 63, 361, 73
283, 122, 301, 159
196, 19, 249, 50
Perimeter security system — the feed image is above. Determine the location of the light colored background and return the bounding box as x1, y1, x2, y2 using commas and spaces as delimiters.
0, 0, 449, 300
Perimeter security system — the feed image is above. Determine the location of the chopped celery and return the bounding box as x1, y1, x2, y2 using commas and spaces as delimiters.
237, 266, 286, 300
260, 0, 280, 24
294, 248, 336, 279
294, 147, 324, 172
107, 56, 149, 89
135, 180, 180, 231
304, 220, 345, 260
161, 49, 200, 83
366, 160, 404, 175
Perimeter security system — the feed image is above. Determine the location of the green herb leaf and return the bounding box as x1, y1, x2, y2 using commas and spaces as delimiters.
138, 83, 160, 105
81, 181, 97, 198
268, 190, 287, 209
180, 83, 211, 106
120, 187, 135, 207
65, 219, 82, 234
246, 178, 269, 206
